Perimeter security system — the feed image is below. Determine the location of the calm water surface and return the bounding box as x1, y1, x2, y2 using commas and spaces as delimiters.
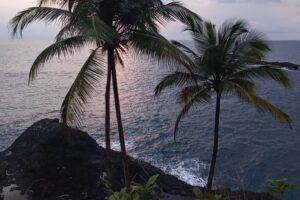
0, 40, 300, 198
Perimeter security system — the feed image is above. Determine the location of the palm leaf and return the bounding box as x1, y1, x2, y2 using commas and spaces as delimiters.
56, 15, 116, 42
38, 0, 71, 9
155, 72, 204, 96
233, 65, 291, 88
61, 48, 104, 126
115, 49, 125, 68
88, 16, 117, 41
29, 36, 93, 83
192, 21, 218, 54
172, 40, 198, 58
222, 79, 256, 95
10, 7, 72, 37
55, 23, 80, 41
130, 31, 194, 69
180, 85, 211, 103
173, 88, 211, 142
163, 1, 202, 28
230, 30, 270, 63
249, 94, 291, 125
225, 80, 291, 124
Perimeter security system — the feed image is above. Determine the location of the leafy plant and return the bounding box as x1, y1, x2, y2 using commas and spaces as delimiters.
106, 188, 134, 200
106, 175, 159, 200
193, 188, 222, 200
131, 174, 159, 200
265, 179, 295, 199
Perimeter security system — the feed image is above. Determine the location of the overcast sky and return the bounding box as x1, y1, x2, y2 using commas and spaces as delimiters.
1, 0, 300, 40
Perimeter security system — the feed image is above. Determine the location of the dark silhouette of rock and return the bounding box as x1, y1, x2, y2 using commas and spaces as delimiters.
0, 119, 275, 200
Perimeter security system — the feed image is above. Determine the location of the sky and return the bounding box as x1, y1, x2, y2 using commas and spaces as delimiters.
1, 0, 300, 40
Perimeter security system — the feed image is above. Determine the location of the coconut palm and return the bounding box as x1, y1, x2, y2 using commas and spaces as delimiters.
10, 0, 201, 190
155, 19, 292, 191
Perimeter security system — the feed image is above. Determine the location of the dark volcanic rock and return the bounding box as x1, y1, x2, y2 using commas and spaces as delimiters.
0, 119, 274, 200
0, 119, 194, 200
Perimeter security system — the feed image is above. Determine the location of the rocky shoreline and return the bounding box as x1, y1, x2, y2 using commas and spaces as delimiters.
0, 119, 275, 200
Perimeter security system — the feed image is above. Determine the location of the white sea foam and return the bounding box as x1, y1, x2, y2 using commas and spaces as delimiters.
96, 139, 207, 186
160, 159, 207, 187
96, 139, 137, 153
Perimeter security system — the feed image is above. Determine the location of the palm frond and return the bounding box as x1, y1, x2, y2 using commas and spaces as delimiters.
38, 0, 72, 9
68, 0, 77, 11
180, 85, 211, 103
56, 16, 117, 42
88, 16, 117, 41
172, 40, 198, 58
61, 48, 104, 127
222, 79, 256, 95
231, 29, 270, 63
173, 88, 211, 142
130, 31, 193, 70
249, 94, 291, 125
115, 48, 125, 68
163, 1, 202, 28
148, 0, 202, 29
225, 79, 291, 124
29, 36, 93, 83
155, 72, 205, 96
192, 21, 218, 54
218, 19, 248, 49
55, 23, 79, 41
10, 7, 72, 37
233, 65, 292, 88
173, 101, 194, 142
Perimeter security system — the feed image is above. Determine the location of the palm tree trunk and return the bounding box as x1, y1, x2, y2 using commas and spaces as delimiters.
105, 53, 112, 184
109, 47, 131, 192
206, 93, 221, 191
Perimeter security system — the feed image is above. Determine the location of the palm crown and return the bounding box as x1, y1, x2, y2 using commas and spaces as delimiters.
10, 0, 201, 126
156, 19, 291, 135
155, 19, 292, 190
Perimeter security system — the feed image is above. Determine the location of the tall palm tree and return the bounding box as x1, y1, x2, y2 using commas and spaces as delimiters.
155, 19, 292, 191
10, 0, 201, 191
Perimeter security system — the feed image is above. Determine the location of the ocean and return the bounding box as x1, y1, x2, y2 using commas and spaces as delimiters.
0, 40, 300, 198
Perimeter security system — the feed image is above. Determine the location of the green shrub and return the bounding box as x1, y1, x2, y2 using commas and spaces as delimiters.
265, 179, 295, 199
106, 188, 133, 200
106, 175, 159, 200
193, 188, 222, 200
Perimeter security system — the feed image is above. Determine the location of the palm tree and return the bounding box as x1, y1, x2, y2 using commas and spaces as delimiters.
155, 19, 292, 191
10, 0, 201, 191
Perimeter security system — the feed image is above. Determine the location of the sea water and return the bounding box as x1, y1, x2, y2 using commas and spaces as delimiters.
0, 40, 300, 198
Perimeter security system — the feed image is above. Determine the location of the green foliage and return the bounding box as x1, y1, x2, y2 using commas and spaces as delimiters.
10, 0, 202, 127
265, 179, 295, 199
60, 48, 105, 126
155, 19, 292, 140
106, 175, 159, 200
106, 188, 135, 200
155, 17, 292, 191
131, 174, 159, 200
193, 188, 222, 200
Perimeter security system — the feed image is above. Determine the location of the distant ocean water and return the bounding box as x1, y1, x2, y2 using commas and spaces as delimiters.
0, 40, 300, 198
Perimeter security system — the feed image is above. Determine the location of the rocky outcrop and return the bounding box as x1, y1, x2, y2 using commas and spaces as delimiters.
0, 119, 274, 200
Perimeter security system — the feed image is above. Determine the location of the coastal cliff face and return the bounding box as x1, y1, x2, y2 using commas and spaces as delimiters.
0, 119, 274, 200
